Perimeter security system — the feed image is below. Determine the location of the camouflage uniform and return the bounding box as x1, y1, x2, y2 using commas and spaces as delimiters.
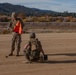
8, 18, 24, 55
24, 38, 42, 61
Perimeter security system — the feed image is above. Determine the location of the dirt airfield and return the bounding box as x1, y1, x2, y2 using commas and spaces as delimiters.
0, 33, 76, 75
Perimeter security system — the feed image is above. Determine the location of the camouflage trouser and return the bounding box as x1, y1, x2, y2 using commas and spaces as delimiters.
11, 32, 21, 54
24, 49, 40, 61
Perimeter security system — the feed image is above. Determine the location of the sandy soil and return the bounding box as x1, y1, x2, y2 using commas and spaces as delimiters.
0, 33, 76, 75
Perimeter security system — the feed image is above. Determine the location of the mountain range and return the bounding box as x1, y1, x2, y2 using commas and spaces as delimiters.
0, 3, 56, 16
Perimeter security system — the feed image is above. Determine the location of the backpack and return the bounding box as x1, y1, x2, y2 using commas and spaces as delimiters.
29, 38, 41, 59
30, 38, 41, 51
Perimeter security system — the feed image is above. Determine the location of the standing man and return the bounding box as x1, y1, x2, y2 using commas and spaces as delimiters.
7, 12, 24, 56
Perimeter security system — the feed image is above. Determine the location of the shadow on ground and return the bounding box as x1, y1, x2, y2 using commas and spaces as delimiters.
47, 53, 76, 56
44, 60, 76, 64
43, 53, 76, 64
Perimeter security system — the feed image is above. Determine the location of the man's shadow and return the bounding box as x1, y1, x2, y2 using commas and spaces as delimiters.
44, 60, 76, 64
47, 53, 76, 56
43, 53, 76, 64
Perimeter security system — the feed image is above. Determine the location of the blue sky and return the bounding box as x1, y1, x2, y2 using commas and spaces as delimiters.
0, 0, 76, 12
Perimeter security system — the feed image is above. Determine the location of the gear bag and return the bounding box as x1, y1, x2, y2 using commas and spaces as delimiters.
30, 38, 41, 59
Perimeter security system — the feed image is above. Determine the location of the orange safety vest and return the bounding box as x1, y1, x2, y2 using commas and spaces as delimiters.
13, 21, 22, 34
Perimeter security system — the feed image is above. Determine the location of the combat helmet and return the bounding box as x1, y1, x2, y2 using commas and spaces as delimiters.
30, 32, 36, 38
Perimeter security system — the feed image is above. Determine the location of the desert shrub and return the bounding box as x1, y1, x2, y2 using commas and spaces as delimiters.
0, 15, 11, 22
18, 13, 26, 19
2, 29, 11, 34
